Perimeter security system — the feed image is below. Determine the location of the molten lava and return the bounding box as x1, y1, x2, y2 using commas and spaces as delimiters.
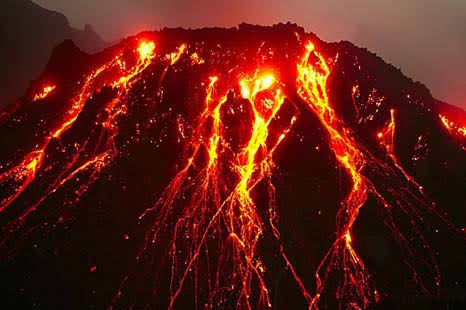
33, 85, 56, 101
0, 27, 463, 309
297, 41, 373, 307
440, 114, 466, 138
0, 40, 157, 232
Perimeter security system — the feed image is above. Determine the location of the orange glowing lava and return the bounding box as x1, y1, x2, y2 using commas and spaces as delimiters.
0, 40, 157, 227
440, 114, 466, 138
107, 38, 447, 310
297, 41, 373, 308
167, 43, 187, 65
128, 70, 296, 309
33, 85, 56, 101
1, 33, 455, 310
190, 52, 205, 65
138, 41, 156, 61
377, 109, 424, 191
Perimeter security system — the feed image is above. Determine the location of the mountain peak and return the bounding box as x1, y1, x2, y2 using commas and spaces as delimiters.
0, 0, 107, 109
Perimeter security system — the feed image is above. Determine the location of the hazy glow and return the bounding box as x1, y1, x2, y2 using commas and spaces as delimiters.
32, 0, 466, 109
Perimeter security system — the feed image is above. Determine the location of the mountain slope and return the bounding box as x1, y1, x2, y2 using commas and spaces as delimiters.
0, 24, 464, 309
0, 0, 107, 109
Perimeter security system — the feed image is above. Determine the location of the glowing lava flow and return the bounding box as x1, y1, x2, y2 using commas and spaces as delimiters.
439, 114, 466, 151
0, 150, 44, 213
377, 109, 424, 192
224, 73, 286, 308
33, 85, 56, 101
121, 76, 228, 309
295, 40, 448, 309
1, 32, 458, 310
110, 40, 446, 310
377, 109, 395, 153
167, 43, 187, 65
297, 41, 375, 308
439, 114, 466, 137
120, 71, 296, 309
190, 52, 205, 65
0, 40, 156, 231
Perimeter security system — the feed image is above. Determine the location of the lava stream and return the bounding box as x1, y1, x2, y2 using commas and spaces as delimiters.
377, 109, 424, 192
297, 41, 376, 308
0, 40, 157, 236
33, 85, 56, 101
295, 40, 447, 309
121, 70, 297, 310
0, 32, 458, 310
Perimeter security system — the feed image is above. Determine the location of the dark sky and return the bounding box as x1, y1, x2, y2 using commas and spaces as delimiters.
33, 0, 466, 109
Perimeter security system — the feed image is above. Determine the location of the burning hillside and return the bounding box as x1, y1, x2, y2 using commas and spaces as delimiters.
0, 24, 464, 309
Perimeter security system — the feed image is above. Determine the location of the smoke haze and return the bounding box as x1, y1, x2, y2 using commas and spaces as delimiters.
33, 0, 466, 108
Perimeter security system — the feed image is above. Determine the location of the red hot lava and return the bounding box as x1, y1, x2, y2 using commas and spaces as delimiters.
0, 27, 464, 309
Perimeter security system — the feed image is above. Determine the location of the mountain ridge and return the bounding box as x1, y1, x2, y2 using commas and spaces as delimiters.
0, 0, 107, 109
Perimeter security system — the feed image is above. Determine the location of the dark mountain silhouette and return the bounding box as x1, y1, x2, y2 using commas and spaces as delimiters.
0, 23, 464, 309
0, 0, 107, 109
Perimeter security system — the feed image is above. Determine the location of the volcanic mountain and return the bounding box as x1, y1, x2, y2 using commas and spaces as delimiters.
0, 24, 465, 309
0, 0, 107, 109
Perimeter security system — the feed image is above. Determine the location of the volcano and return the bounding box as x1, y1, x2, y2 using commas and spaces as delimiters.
0, 24, 465, 309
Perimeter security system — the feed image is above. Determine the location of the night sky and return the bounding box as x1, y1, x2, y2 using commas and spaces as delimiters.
32, 0, 466, 108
